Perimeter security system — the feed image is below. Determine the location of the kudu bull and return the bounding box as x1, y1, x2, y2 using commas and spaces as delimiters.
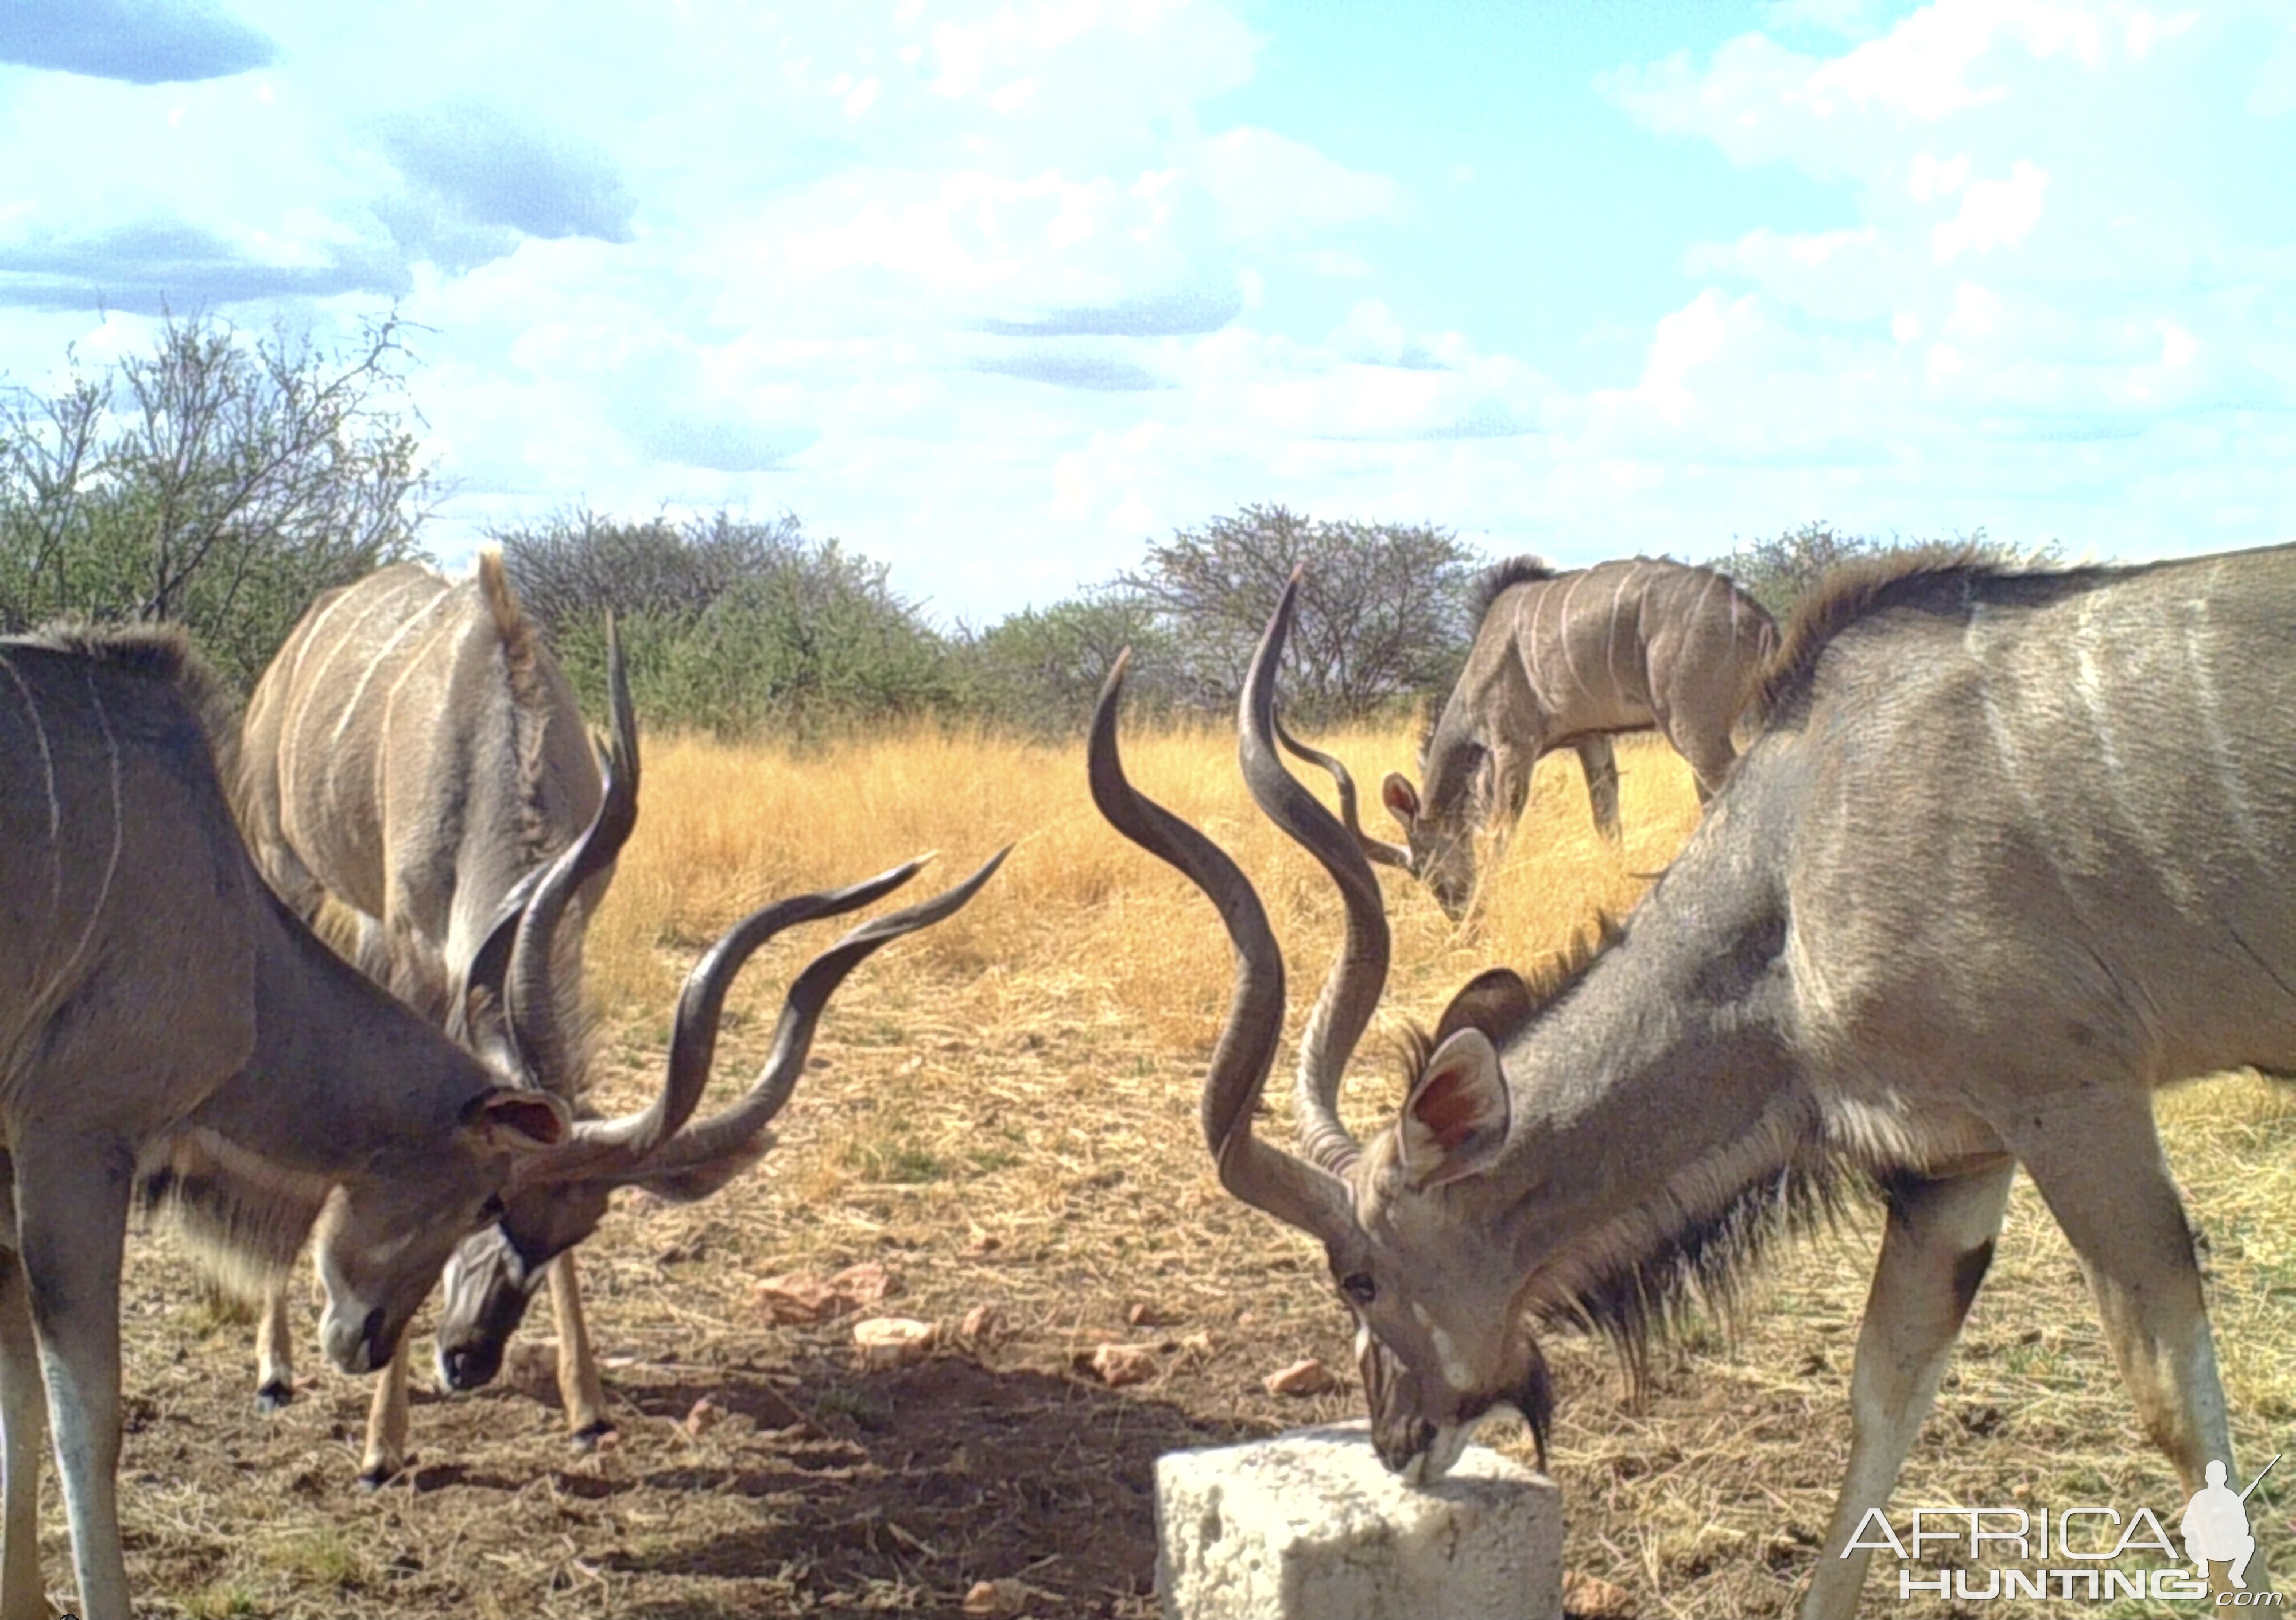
1372, 557, 1775, 918
1, 623, 995, 1620
1092, 548, 2294, 1615
0, 627, 634, 1618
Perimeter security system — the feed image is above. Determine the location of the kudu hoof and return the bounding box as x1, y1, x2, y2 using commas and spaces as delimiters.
255, 1380, 294, 1414
569, 1418, 615, 1451
356, 1454, 410, 1490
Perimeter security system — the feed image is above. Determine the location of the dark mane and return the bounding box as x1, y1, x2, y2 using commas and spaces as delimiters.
1392, 912, 1625, 1085
1546, 1152, 1876, 1392
137, 1151, 321, 1304
1470, 554, 1561, 626
21, 619, 241, 777
1750, 545, 2124, 725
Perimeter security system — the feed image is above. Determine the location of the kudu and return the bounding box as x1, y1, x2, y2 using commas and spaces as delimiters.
1092, 549, 2295, 1615
236, 554, 622, 1481
1373, 557, 1775, 918
0, 627, 654, 1619
431, 840, 1011, 1384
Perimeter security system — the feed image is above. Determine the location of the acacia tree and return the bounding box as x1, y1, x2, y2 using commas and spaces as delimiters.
957, 588, 1180, 736
1120, 503, 1481, 723
492, 508, 957, 737
0, 309, 432, 687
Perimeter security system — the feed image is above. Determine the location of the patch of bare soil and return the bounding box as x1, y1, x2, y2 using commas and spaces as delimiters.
63, 976, 2296, 1618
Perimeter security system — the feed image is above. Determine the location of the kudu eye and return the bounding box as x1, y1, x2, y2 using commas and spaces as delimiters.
1341, 1272, 1377, 1306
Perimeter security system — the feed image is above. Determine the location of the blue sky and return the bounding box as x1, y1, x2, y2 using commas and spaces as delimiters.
1, 0, 2291, 621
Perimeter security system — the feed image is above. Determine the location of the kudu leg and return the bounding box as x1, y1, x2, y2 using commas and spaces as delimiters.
358, 1341, 412, 1488
2010, 1101, 2261, 1597
1803, 1162, 2015, 1620
545, 1256, 613, 1444
1573, 737, 1622, 843
11, 1139, 134, 1620
0, 1253, 53, 1620
254, 1281, 296, 1411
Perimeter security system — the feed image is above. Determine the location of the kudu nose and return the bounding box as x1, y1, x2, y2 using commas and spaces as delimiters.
438, 1340, 504, 1392
1373, 1416, 1438, 1477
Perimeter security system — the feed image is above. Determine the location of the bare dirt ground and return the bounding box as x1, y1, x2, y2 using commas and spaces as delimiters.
50, 733, 2296, 1617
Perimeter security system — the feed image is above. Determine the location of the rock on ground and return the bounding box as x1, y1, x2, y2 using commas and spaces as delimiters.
1155, 1421, 1561, 1620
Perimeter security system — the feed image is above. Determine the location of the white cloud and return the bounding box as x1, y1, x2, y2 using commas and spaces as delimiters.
0, 0, 2291, 619
1931, 159, 2048, 259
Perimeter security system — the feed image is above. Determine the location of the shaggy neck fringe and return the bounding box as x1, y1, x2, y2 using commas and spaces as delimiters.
1538, 1152, 1874, 1392
137, 1137, 332, 1303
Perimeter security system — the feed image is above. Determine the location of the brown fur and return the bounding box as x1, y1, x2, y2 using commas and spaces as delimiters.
24, 619, 241, 778
478, 548, 560, 877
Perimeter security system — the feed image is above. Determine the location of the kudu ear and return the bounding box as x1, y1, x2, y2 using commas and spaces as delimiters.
1433, 967, 1534, 1050
1397, 1029, 1509, 1188
1381, 772, 1421, 829
463, 1088, 572, 1153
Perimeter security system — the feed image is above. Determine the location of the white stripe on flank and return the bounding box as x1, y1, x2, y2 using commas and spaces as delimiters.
331, 586, 452, 752
1553, 568, 1594, 717
0, 651, 64, 916
282, 571, 432, 811
1607, 562, 1644, 702
284, 573, 369, 686
1515, 589, 1548, 712
2183, 603, 2264, 864
374, 595, 470, 826
2070, 595, 2125, 781
1694, 568, 1725, 659
382, 595, 464, 725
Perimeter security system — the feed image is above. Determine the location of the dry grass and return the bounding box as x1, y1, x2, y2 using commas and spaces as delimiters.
584, 718, 1686, 1059
73, 721, 2296, 1616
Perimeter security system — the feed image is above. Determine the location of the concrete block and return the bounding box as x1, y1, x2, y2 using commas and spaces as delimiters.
1155, 1421, 1562, 1620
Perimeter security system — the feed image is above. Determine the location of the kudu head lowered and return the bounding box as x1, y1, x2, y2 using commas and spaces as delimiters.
1269, 717, 1480, 923
306, 681, 774, 1377
429, 845, 1006, 1390
423, 630, 1007, 1391
1091, 572, 1548, 1483
410, 616, 1009, 1389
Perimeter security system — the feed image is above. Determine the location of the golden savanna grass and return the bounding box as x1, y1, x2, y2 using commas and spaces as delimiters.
585, 717, 1684, 1062
98, 720, 2296, 1618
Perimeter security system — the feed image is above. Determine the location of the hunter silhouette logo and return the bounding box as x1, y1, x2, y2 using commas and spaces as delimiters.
2183, 1454, 2277, 1590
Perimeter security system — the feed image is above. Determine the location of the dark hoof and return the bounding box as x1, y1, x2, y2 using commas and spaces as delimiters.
569, 1419, 615, 1452
357, 1457, 408, 1490
256, 1382, 294, 1414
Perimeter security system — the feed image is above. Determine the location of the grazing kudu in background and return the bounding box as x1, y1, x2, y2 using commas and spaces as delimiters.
1374, 557, 1775, 917
237, 553, 620, 1481
0, 626, 689, 1620
1093, 547, 2295, 1615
